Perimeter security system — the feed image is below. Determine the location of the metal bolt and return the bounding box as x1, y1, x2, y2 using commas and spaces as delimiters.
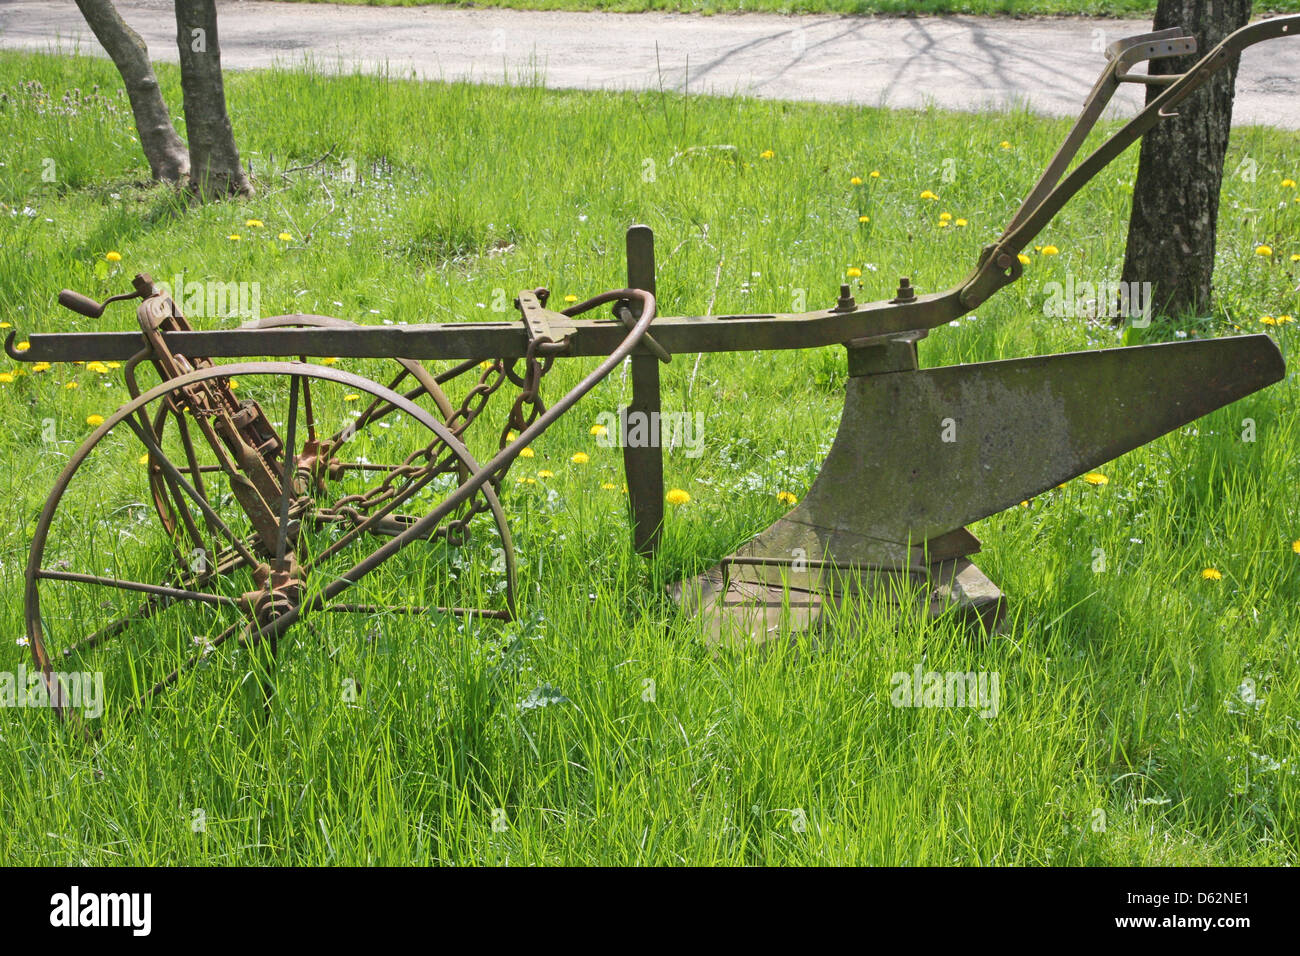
834, 284, 857, 312
893, 277, 916, 303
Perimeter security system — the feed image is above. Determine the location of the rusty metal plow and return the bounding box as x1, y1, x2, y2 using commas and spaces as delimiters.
7, 17, 1297, 718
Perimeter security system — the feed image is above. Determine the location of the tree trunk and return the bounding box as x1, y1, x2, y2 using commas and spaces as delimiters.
174, 0, 252, 200
73, 0, 189, 183
1119, 0, 1252, 321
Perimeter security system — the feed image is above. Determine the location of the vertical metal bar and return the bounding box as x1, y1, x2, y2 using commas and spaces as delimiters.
276, 374, 300, 568
623, 224, 664, 557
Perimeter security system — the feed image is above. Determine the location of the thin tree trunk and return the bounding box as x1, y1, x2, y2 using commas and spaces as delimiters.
73, 0, 189, 182
1119, 0, 1252, 320
174, 0, 252, 200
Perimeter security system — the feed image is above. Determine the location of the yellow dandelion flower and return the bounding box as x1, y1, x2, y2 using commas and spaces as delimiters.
85, 361, 109, 374
999, 141, 1012, 150
229, 379, 239, 390
15, 341, 29, 352
1290, 253, 1300, 262
869, 170, 881, 178
850, 176, 863, 186
665, 488, 691, 505
939, 212, 952, 221
228, 234, 241, 242
1282, 179, 1296, 188
1201, 567, 1222, 581
245, 219, 264, 228
1256, 245, 1273, 257
1041, 245, 1060, 256
537, 469, 555, 478
1261, 315, 1278, 326
1017, 253, 1032, 266
517, 477, 536, 485
858, 215, 870, 223
343, 393, 359, 402
86, 414, 104, 427
571, 452, 589, 464
32, 362, 50, 373
590, 423, 608, 437
64, 381, 78, 390
1291, 539, 1300, 554
1082, 472, 1109, 486
105, 362, 120, 369
0, 373, 13, 384
138, 453, 150, 466
1019, 500, 1029, 507
564, 294, 578, 303
321, 357, 338, 366
776, 491, 797, 506
760, 149, 775, 160
105, 251, 122, 262
0, 322, 9, 328
955, 218, 968, 227
519, 447, 535, 458
278, 232, 292, 241
1278, 315, 1294, 324
938, 221, 950, 229
846, 267, 862, 278
601, 482, 617, 490
920, 190, 939, 201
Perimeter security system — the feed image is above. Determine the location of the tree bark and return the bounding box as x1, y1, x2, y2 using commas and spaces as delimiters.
73, 0, 189, 183
1119, 0, 1253, 320
174, 0, 252, 199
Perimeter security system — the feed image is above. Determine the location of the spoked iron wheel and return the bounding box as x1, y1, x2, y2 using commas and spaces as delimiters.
25, 362, 515, 724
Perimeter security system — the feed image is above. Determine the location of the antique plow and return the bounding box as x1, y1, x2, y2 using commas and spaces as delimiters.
8, 18, 1296, 717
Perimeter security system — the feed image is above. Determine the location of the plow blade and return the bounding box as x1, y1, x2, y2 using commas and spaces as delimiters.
675, 334, 1284, 646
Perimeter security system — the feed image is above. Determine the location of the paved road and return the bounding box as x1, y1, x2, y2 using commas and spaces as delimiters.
1, 1, 1297, 127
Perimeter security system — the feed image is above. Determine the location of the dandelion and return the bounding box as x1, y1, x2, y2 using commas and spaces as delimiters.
85, 361, 109, 374
1041, 245, 1060, 256
850, 176, 863, 186
519, 447, 535, 458
229, 380, 239, 390
537, 469, 555, 478
0, 373, 13, 384
86, 414, 104, 427
920, 190, 939, 201
65, 381, 78, 390
776, 491, 797, 506
999, 141, 1012, 150
105, 251, 122, 262
321, 357, 338, 366
938, 221, 950, 229
666, 488, 691, 505
1291, 254, 1300, 262
1279, 315, 1295, 324
1261, 315, 1278, 326
869, 170, 880, 178
955, 218, 968, 227
1255, 245, 1273, 257
1082, 472, 1109, 486
571, 452, 589, 464
32, 362, 50, 373
343, 393, 359, 402
105, 362, 120, 370
278, 232, 292, 241
1019, 500, 1029, 508
228, 234, 241, 242
517, 477, 536, 485
590, 423, 607, 437
858, 215, 870, 223
1283, 179, 1296, 188
138, 453, 150, 465
1201, 567, 1222, 581
846, 267, 862, 278
1291, 539, 1300, 554
564, 294, 578, 303
245, 219, 264, 228
1017, 253, 1032, 266
760, 149, 775, 160
15, 341, 29, 351
939, 212, 952, 222
601, 482, 618, 490
0, 322, 8, 328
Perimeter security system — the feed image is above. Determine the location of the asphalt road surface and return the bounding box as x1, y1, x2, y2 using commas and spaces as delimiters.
1, 1, 1297, 127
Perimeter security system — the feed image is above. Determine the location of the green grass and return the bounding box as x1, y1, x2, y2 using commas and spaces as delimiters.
1, 49, 1298, 865
268, 0, 1300, 18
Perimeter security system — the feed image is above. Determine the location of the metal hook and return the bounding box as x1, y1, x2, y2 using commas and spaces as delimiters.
4, 330, 27, 361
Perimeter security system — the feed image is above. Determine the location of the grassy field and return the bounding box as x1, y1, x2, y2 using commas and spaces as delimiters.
269, 0, 1300, 18
0, 49, 1297, 865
